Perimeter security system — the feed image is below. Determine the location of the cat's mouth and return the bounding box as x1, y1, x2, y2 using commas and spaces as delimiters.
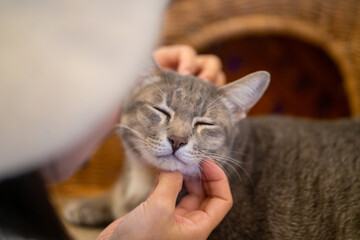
156, 154, 187, 166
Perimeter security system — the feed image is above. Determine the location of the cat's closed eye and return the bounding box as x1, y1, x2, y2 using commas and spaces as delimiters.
192, 116, 216, 128
194, 121, 215, 127
152, 106, 170, 120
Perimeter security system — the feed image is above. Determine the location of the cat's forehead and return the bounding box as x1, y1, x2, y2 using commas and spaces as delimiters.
130, 70, 226, 120
165, 72, 216, 96
156, 72, 219, 113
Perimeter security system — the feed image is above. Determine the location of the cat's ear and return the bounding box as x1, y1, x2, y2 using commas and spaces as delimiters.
220, 71, 270, 120
137, 57, 163, 87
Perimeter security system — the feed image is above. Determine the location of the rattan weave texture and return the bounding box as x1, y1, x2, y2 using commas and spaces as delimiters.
162, 0, 360, 115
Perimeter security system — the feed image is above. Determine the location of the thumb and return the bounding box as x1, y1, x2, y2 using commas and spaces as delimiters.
97, 171, 183, 240
96, 215, 128, 240
149, 171, 183, 207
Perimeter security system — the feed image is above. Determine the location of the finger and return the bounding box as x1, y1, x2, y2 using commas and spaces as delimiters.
201, 159, 232, 202
153, 45, 197, 75
214, 72, 226, 86
175, 177, 205, 216
96, 215, 128, 240
149, 171, 183, 208
148, 168, 162, 196
195, 55, 222, 84
153, 46, 179, 70
176, 46, 197, 75
186, 159, 232, 229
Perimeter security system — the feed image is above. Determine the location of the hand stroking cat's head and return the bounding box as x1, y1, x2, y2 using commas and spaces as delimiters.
118, 60, 270, 175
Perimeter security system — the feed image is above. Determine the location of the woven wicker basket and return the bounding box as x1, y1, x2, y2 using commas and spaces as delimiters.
162, 0, 360, 116
51, 0, 360, 197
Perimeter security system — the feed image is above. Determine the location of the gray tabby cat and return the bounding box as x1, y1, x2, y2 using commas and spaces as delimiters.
65, 61, 360, 239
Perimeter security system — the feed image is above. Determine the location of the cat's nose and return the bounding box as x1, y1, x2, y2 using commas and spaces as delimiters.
168, 136, 187, 153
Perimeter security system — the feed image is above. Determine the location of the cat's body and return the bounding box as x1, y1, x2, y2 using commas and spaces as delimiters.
211, 116, 360, 239
64, 63, 360, 239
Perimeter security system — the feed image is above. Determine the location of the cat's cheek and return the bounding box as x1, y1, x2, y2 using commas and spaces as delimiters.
199, 128, 226, 145
199, 132, 226, 149
208, 136, 226, 148
136, 110, 167, 131
136, 111, 152, 127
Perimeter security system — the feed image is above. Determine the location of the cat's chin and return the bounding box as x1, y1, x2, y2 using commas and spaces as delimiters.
148, 155, 200, 176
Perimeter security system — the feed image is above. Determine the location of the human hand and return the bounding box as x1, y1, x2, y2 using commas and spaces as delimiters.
97, 159, 233, 240
154, 45, 226, 86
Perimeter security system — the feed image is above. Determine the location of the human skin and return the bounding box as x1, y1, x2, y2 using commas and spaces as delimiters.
97, 159, 233, 240
154, 45, 226, 86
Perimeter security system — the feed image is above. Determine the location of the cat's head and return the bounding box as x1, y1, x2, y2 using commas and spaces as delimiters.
119, 60, 269, 175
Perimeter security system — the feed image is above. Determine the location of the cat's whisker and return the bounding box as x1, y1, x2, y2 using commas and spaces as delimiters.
204, 92, 225, 110
211, 155, 248, 180
124, 144, 154, 158
125, 144, 152, 153
200, 150, 253, 185
126, 136, 150, 148
229, 150, 248, 156
197, 160, 211, 182
205, 158, 239, 184
200, 157, 226, 176
212, 158, 242, 184
204, 100, 227, 112
208, 154, 244, 169
196, 165, 202, 180
150, 82, 166, 99
199, 151, 241, 167
116, 124, 145, 140
203, 92, 227, 112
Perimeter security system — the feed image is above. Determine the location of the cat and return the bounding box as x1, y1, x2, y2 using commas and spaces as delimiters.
64, 60, 360, 239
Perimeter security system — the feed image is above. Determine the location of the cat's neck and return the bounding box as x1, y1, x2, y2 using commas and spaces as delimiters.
227, 119, 257, 182
230, 119, 254, 157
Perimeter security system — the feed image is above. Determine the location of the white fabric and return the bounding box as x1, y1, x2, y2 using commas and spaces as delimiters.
0, 0, 167, 180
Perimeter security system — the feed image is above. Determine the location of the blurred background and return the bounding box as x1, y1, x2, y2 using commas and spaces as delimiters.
51, 0, 360, 211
